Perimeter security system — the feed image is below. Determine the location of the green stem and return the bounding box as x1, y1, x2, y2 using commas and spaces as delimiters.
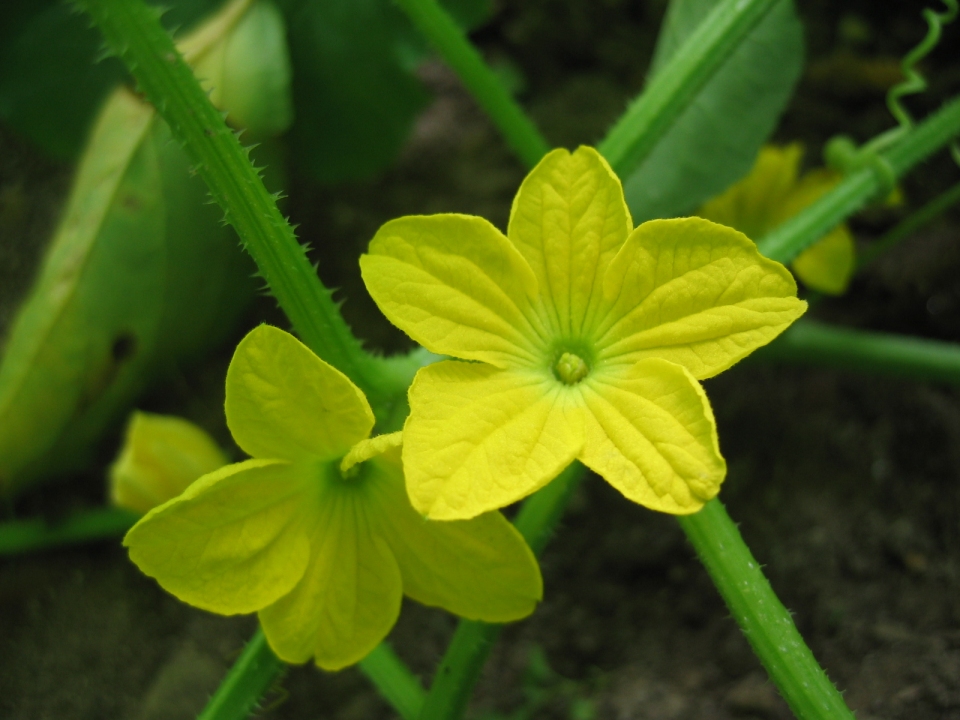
759, 319, 960, 384
678, 500, 855, 720
0, 507, 138, 555
197, 628, 285, 720
74, 0, 406, 407
858, 179, 960, 269
417, 463, 585, 720
758, 95, 960, 264
392, 0, 550, 168
359, 643, 427, 720
598, 0, 779, 177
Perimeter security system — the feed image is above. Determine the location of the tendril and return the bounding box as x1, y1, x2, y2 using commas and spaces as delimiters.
826, 0, 960, 183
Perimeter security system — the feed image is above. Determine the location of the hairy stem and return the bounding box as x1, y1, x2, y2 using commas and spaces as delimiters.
393, 0, 550, 168
74, 0, 408, 407
678, 500, 855, 720
197, 629, 285, 720
417, 464, 585, 720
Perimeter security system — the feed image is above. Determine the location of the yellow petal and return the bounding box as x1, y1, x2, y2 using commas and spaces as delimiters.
403, 361, 582, 520
360, 214, 546, 368
791, 225, 855, 295
225, 325, 374, 462
364, 452, 542, 623
109, 411, 228, 514
597, 217, 807, 379
698, 144, 804, 239
507, 146, 632, 338
124, 459, 311, 614
258, 486, 403, 670
580, 359, 725, 514
340, 431, 403, 474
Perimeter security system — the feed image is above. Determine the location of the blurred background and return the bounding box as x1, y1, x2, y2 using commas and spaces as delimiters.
1, 1, 959, 718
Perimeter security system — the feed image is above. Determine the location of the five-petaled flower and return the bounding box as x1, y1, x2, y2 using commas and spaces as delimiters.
124, 325, 542, 670
361, 146, 807, 520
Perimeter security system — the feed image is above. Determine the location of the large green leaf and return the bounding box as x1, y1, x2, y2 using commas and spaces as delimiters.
622, 0, 804, 223
0, 0, 225, 160
278, 0, 492, 183
0, 89, 254, 496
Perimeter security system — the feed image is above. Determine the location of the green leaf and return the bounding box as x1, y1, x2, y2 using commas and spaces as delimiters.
621, 0, 804, 223
281, 0, 430, 183
0, 88, 255, 496
280, 0, 493, 183
0, 0, 223, 160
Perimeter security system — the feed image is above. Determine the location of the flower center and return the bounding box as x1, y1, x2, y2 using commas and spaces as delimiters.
555, 352, 589, 385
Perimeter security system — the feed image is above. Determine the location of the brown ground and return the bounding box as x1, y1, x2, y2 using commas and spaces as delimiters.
2, 1, 960, 719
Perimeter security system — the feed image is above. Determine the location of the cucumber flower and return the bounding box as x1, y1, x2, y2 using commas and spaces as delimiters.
361, 146, 807, 520
123, 325, 542, 670
698, 144, 856, 295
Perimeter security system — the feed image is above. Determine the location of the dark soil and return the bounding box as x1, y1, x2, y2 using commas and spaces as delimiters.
2, 1, 960, 719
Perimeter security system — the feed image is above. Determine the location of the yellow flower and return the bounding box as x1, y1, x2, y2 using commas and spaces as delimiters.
698, 143, 856, 295
109, 411, 228, 514
123, 325, 542, 670
360, 146, 807, 521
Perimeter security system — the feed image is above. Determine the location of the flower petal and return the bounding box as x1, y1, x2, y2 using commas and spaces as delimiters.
109, 411, 228, 514
507, 146, 632, 338
124, 459, 311, 614
225, 325, 374, 462
360, 214, 546, 367
597, 217, 807, 379
403, 360, 583, 520
791, 225, 855, 295
258, 485, 403, 670
698, 143, 804, 239
580, 359, 726, 514
364, 451, 542, 622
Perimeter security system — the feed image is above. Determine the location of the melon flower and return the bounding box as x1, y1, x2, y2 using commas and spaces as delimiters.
698, 143, 856, 296
123, 325, 542, 670
360, 146, 807, 521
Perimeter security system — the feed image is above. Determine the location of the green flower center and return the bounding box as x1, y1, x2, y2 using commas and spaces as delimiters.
555, 352, 589, 385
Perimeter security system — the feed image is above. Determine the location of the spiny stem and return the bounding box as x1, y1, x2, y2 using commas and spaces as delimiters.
678, 500, 855, 720
393, 0, 550, 168
417, 464, 585, 720
73, 0, 408, 408
197, 629, 285, 720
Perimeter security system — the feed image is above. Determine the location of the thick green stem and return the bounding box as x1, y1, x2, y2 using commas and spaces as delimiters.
758, 95, 960, 264
393, 0, 550, 168
74, 0, 406, 406
417, 464, 585, 720
760, 319, 960, 384
0, 507, 138, 555
598, 0, 780, 177
197, 629, 285, 720
678, 500, 855, 720
858, 179, 960, 269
